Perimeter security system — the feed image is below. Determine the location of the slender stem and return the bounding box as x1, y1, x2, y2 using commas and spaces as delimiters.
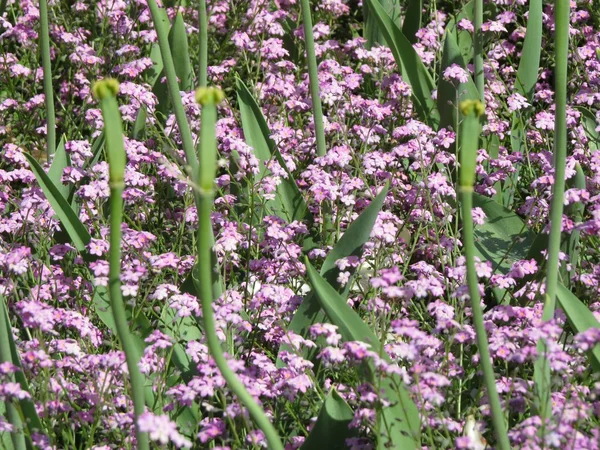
543, 0, 570, 319
39, 0, 56, 157
198, 0, 208, 88
95, 80, 149, 450
146, 0, 198, 175
461, 188, 510, 450
0, 298, 26, 450
473, 0, 484, 102
194, 89, 284, 450
299, 0, 326, 157
459, 100, 510, 450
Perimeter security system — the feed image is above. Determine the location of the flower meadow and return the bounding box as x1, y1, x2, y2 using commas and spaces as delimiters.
1, 0, 600, 448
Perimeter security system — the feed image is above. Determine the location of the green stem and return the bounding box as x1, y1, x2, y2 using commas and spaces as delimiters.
146, 0, 198, 175
473, 0, 484, 102
543, 0, 570, 319
0, 299, 26, 450
95, 80, 149, 450
459, 100, 510, 450
198, 0, 208, 88
39, 0, 56, 157
299, 0, 326, 157
194, 88, 284, 450
461, 188, 510, 450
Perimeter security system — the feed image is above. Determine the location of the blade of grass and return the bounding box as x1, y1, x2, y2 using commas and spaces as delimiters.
459, 100, 510, 450
304, 259, 420, 449
562, 163, 585, 287
39, 0, 56, 158
363, 0, 439, 128
300, 0, 327, 157
280, 183, 389, 366
0, 295, 44, 442
132, 105, 147, 140
236, 78, 310, 223
437, 30, 479, 132
193, 87, 284, 450
514, 0, 543, 99
146, 0, 197, 175
170, 13, 194, 91
402, 0, 423, 44
93, 79, 149, 450
364, 0, 402, 48
48, 135, 70, 200
556, 283, 600, 372
301, 388, 355, 449
473, 0, 484, 100
23, 153, 92, 252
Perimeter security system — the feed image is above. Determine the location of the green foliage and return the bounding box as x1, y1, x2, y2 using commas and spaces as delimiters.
301, 388, 355, 450
515, 0, 543, 99
304, 259, 421, 449
280, 184, 390, 365
23, 153, 92, 252
363, 0, 439, 128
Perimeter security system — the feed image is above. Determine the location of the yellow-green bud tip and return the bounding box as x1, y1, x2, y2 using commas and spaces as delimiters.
195, 87, 225, 106
459, 99, 485, 117
92, 79, 120, 100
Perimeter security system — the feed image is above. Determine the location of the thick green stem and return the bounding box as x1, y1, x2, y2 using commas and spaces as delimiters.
0, 299, 26, 450
473, 0, 484, 102
461, 188, 511, 450
299, 0, 326, 157
39, 0, 56, 157
95, 80, 149, 450
543, 0, 570, 319
459, 100, 510, 450
194, 89, 284, 450
198, 0, 208, 88
146, 0, 198, 175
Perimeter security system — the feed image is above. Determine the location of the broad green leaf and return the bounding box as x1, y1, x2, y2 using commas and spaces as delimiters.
0, 400, 15, 450
576, 106, 600, 151
504, 116, 525, 208
132, 105, 147, 140
562, 163, 586, 287
515, 0, 542, 99
305, 261, 420, 449
24, 153, 91, 252
556, 283, 600, 372
279, 184, 390, 366
437, 30, 479, 132
363, 0, 439, 128
169, 13, 194, 91
445, 1, 497, 64
160, 307, 201, 375
472, 193, 536, 274
0, 296, 44, 436
364, 0, 402, 48
301, 388, 355, 450
236, 78, 310, 223
48, 135, 70, 200
402, 0, 423, 44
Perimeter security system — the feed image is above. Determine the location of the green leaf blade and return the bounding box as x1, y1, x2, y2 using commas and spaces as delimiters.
24, 153, 92, 252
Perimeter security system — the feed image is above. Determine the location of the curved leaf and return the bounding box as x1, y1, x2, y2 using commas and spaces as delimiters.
301, 388, 355, 450
576, 106, 600, 151
364, 0, 402, 49
472, 193, 536, 274
363, 0, 439, 128
169, 13, 194, 91
24, 153, 91, 252
515, 0, 543, 99
402, 0, 423, 44
556, 284, 600, 372
48, 135, 70, 200
236, 78, 310, 223
304, 260, 420, 449
437, 30, 479, 132
279, 184, 390, 366
0, 296, 44, 435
